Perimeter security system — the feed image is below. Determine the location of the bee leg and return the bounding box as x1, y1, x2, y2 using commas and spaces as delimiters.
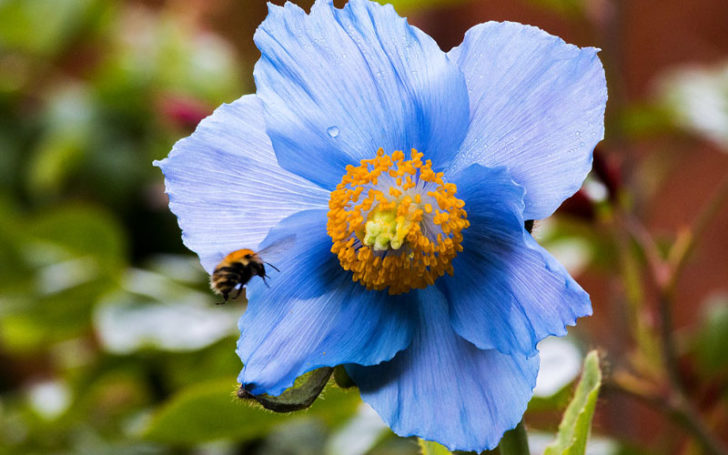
261, 276, 271, 288
233, 286, 244, 299
216, 292, 229, 305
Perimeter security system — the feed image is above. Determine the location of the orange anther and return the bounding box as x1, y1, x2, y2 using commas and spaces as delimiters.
326, 149, 467, 295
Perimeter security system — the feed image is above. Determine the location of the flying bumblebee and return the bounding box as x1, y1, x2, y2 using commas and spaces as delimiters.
210, 235, 294, 304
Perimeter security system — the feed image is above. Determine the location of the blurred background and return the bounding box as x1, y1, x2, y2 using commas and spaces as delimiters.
0, 0, 726, 454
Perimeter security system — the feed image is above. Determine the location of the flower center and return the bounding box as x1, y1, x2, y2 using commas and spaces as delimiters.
327, 149, 469, 294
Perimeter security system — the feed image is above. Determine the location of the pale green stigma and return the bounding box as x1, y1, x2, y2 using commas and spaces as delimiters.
363, 209, 414, 251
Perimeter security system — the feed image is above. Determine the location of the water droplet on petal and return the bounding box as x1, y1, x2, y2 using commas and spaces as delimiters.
327, 126, 340, 138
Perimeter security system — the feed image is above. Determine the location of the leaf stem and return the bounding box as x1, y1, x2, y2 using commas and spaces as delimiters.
657, 289, 683, 393
667, 173, 728, 292
606, 380, 728, 455
616, 174, 728, 454
655, 173, 728, 452
498, 421, 530, 455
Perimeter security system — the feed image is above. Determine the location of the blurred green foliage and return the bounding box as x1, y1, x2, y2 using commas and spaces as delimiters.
0, 204, 124, 350
0, 0, 104, 57
143, 381, 360, 444
545, 351, 602, 455
418, 440, 453, 454
0, 1, 337, 453
0, 0, 406, 453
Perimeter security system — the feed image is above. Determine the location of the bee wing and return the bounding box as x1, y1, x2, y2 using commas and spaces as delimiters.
256, 234, 297, 264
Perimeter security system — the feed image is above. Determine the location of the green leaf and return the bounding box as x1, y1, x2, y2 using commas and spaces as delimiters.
333, 365, 356, 389
498, 421, 530, 455
619, 103, 675, 139
28, 205, 126, 269
238, 367, 334, 413
418, 439, 452, 455
544, 350, 602, 455
142, 379, 359, 444
694, 295, 728, 375
528, 336, 584, 412
657, 62, 728, 150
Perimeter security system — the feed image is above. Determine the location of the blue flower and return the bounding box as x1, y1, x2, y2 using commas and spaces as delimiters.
155, 0, 606, 451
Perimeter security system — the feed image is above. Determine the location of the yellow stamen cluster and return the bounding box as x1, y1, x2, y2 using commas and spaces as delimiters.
327, 149, 469, 295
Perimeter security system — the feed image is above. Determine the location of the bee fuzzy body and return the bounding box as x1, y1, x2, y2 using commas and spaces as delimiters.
211, 249, 266, 303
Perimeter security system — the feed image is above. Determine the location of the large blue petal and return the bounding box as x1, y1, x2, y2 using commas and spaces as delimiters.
154, 95, 329, 273
448, 21, 607, 220
254, 0, 470, 189
347, 287, 539, 452
237, 209, 413, 396
438, 164, 592, 356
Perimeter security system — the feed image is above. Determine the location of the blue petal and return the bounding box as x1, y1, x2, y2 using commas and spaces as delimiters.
253, 0, 470, 189
347, 287, 539, 452
438, 164, 592, 356
154, 95, 329, 273
448, 21, 607, 220
237, 209, 414, 396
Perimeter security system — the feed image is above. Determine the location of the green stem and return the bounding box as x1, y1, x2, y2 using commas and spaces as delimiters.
653, 173, 728, 453
607, 381, 728, 455
655, 287, 726, 455
657, 287, 683, 394
498, 421, 530, 455
613, 213, 661, 376
614, 174, 728, 454
668, 173, 728, 290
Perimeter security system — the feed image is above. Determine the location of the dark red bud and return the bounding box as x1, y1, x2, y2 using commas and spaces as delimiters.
592, 147, 621, 202
158, 94, 212, 130
559, 189, 596, 221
